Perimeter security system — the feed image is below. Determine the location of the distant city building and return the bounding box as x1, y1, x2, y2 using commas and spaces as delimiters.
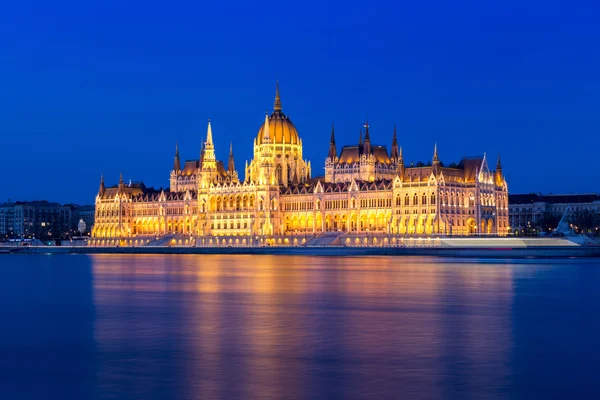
70, 204, 95, 235
0, 202, 96, 239
0, 202, 15, 237
1, 201, 72, 239
90, 83, 509, 247
509, 193, 600, 235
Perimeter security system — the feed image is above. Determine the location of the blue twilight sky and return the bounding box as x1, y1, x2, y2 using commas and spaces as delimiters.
1, 0, 599, 205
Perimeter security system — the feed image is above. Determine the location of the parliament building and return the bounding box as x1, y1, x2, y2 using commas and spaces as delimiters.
90, 84, 509, 247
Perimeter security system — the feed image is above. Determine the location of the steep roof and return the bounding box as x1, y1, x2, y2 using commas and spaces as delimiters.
337, 144, 391, 165
457, 156, 484, 183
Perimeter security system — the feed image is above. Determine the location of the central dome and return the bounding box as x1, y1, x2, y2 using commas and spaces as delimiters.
256, 83, 300, 145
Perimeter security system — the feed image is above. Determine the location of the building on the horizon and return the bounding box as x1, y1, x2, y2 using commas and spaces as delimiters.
0, 202, 15, 237
90, 83, 509, 246
509, 193, 600, 235
0, 201, 72, 239
69, 204, 96, 235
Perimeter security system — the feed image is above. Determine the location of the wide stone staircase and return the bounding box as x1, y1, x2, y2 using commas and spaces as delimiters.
304, 232, 342, 247
143, 234, 179, 246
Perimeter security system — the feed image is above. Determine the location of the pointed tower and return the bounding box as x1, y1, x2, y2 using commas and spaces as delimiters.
117, 172, 124, 193
259, 111, 275, 184
363, 120, 372, 155
245, 159, 249, 182
391, 124, 399, 160
262, 111, 271, 144
432, 143, 441, 176
99, 174, 105, 196
274, 80, 282, 112
201, 119, 217, 172
398, 146, 405, 179
200, 119, 218, 186
228, 142, 235, 174
173, 142, 181, 171
495, 155, 503, 186
328, 123, 337, 160
199, 136, 205, 166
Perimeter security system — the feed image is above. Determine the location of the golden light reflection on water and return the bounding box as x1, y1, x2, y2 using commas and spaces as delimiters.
90, 254, 515, 398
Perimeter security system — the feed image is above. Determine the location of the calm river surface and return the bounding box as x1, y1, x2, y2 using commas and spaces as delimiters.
1, 254, 599, 399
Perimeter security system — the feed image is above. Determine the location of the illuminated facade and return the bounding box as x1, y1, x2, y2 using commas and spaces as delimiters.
91, 84, 509, 246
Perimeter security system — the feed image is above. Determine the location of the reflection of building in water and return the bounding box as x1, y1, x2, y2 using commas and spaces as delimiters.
90, 83, 509, 247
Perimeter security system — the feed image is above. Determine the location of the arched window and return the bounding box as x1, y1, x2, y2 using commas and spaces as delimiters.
430, 193, 436, 205
422, 194, 427, 205
413, 194, 418, 205
405, 194, 409, 206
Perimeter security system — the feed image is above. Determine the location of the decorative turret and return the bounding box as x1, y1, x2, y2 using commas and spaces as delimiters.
201, 119, 217, 172
262, 111, 271, 144
391, 124, 399, 159
432, 143, 441, 176
274, 80, 282, 112
398, 146, 405, 179
199, 136, 205, 166
495, 155, 503, 186
99, 174, 105, 196
328, 123, 336, 160
363, 121, 372, 155
118, 172, 124, 192
228, 142, 235, 174
259, 111, 275, 184
173, 142, 181, 171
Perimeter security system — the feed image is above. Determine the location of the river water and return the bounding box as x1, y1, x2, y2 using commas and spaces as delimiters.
0, 254, 599, 399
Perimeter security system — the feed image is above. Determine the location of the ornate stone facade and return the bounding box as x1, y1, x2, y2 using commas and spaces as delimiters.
91, 84, 509, 246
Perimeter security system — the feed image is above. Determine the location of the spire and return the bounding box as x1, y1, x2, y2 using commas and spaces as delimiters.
228, 141, 235, 174
206, 118, 213, 146
99, 174, 105, 196
363, 120, 371, 154
391, 124, 399, 159
173, 142, 181, 171
432, 143, 441, 176
328, 123, 337, 160
274, 80, 282, 112
119, 172, 123, 185
494, 154, 503, 186
330, 123, 336, 144
201, 119, 217, 174
263, 111, 271, 143
199, 135, 205, 166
